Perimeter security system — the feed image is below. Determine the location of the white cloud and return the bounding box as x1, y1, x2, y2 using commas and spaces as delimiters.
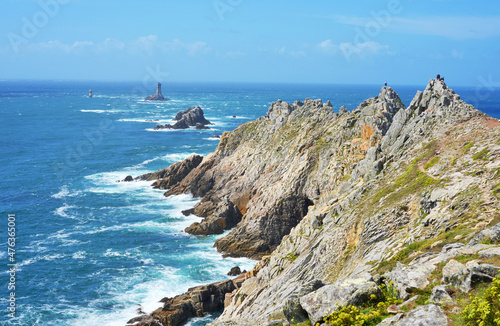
11, 36, 211, 56
317, 39, 339, 54
316, 40, 392, 61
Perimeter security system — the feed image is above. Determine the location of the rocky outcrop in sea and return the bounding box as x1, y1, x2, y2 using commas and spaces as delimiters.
128, 79, 500, 326
154, 106, 212, 130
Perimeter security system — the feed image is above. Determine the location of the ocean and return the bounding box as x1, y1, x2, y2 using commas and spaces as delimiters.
0, 81, 499, 326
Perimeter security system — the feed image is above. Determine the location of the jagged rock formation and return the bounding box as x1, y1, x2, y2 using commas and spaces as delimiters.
126, 275, 245, 326
137, 155, 203, 189
154, 106, 212, 130
145, 83, 168, 101
131, 79, 500, 326
206, 80, 500, 325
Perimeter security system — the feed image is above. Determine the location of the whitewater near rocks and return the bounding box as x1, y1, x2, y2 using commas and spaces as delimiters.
131, 79, 500, 326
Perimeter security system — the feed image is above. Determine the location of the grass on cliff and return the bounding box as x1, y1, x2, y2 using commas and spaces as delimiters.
376, 227, 475, 275
372, 141, 440, 209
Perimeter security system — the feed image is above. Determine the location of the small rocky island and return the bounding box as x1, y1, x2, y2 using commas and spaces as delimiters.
145, 82, 168, 101
154, 106, 213, 130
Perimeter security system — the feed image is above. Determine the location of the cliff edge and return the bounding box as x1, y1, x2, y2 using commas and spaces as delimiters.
132, 79, 500, 326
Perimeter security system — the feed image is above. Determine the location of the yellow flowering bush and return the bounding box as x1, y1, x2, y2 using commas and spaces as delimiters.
320, 283, 402, 326
462, 273, 500, 326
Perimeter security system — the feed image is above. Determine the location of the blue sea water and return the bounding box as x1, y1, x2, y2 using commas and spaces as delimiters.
0, 81, 498, 326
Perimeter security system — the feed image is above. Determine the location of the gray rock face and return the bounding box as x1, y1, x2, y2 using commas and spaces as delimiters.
299, 280, 382, 324
132, 79, 500, 326
376, 304, 448, 326
185, 198, 243, 236
429, 285, 453, 305
469, 222, 500, 245
384, 262, 435, 300
137, 155, 203, 190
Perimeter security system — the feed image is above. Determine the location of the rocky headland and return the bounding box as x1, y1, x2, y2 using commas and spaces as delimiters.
128, 79, 500, 326
154, 106, 213, 130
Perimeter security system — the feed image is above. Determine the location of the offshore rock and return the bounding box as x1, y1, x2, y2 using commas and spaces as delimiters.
174, 106, 212, 126
154, 106, 212, 130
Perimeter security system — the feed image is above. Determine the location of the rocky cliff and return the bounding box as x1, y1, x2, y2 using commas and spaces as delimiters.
131, 79, 500, 326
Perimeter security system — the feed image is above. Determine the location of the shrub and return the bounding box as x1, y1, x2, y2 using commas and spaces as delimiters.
321, 283, 402, 326
462, 273, 500, 325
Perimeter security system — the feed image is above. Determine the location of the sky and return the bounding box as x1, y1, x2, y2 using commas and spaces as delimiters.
1, 0, 500, 86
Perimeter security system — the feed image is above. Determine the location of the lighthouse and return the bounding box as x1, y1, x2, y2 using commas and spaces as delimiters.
145, 82, 167, 101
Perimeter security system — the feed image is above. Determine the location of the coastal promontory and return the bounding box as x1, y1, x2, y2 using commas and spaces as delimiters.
130, 79, 500, 326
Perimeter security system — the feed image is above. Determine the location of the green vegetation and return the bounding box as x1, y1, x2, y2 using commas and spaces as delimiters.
372, 164, 439, 207
461, 274, 500, 325
291, 319, 312, 326
285, 252, 298, 262
424, 157, 440, 170
472, 148, 490, 161
377, 228, 475, 274
451, 158, 458, 166
463, 142, 474, 154
321, 283, 402, 326
371, 141, 440, 208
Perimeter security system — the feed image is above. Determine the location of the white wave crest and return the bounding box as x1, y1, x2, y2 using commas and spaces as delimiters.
52, 185, 82, 199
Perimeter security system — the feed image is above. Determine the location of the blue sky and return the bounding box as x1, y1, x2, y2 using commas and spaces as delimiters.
1, 0, 500, 86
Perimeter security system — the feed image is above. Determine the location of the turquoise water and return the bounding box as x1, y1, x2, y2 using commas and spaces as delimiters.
0, 81, 498, 325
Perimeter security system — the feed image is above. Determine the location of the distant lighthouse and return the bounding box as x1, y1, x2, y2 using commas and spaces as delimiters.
89, 89, 93, 98
145, 82, 168, 101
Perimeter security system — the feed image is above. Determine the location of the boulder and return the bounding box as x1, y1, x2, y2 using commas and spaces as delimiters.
429, 285, 453, 305
227, 267, 241, 276
469, 222, 500, 245
123, 175, 133, 182
378, 304, 448, 326
283, 280, 325, 324
299, 280, 382, 324
384, 262, 435, 300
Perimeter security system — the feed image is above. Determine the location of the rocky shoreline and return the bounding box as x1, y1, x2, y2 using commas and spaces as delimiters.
126, 79, 500, 326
